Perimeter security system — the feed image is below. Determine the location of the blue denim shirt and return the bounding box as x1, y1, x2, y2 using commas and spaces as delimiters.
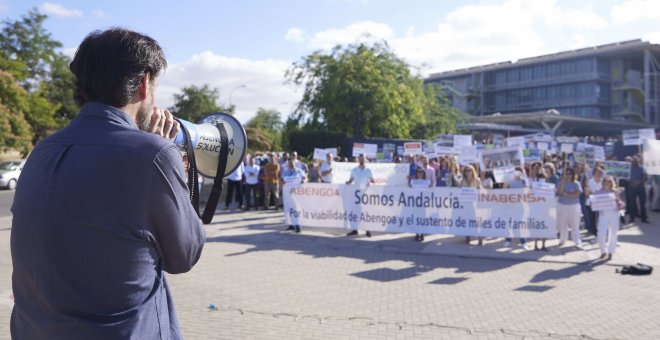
11, 102, 205, 339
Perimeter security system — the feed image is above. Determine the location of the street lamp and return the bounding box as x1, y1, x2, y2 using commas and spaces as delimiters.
229, 84, 247, 106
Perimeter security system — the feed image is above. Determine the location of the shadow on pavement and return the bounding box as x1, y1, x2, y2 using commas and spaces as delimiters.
207, 229, 525, 283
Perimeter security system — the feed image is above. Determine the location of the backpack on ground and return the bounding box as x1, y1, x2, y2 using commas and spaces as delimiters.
617, 263, 653, 275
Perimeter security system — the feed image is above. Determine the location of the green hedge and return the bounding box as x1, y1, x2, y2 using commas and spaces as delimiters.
287, 130, 348, 158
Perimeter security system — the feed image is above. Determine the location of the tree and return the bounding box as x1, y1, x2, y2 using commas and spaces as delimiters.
36, 53, 79, 128
245, 108, 283, 150
286, 41, 426, 139
410, 84, 465, 139
0, 70, 33, 154
0, 9, 62, 91
168, 84, 233, 122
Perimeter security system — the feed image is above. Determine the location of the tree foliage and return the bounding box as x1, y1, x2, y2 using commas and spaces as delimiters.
36, 53, 78, 128
410, 84, 465, 139
0, 9, 76, 148
286, 41, 426, 139
245, 108, 283, 151
0, 70, 33, 154
168, 84, 234, 122
0, 9, 62, 90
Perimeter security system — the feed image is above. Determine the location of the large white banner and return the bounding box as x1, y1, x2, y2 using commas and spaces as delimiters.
284, 184, 557, 238
327, 162, 409, 185
643, 139, 660, 175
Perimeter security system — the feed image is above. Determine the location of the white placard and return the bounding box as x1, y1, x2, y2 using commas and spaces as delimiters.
459, 187, 478, 202
453, 135, 473, 148
352, 143, 365, 157
643, 139, 660, 175
480, 146, 524, 171
493, 166, 516, 183
409, 179, 431, 188
537, 142, 549, 151
404, 142, 424, 156
313, 148, 328, 161
560, 143, 575, 154
589, 193, 617, 212
283, 175, 302, 184
506, 136, 525, 147
458, 145, 479, 165
639, 128, 656, 142
531, 181, 556, 198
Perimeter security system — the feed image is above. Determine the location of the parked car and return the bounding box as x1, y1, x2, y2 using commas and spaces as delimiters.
0, 160, 26, 190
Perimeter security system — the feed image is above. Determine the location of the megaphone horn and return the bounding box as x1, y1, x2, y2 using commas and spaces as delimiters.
174, 112, 247, 179
174, 112, 247, 224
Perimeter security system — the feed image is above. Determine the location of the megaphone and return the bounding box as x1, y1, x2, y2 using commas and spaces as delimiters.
174, 112, 247, 179
173, 112, 247, 224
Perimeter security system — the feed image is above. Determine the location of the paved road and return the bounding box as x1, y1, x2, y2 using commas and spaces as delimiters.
0, 191, 13, 219
2, 207, 660, 339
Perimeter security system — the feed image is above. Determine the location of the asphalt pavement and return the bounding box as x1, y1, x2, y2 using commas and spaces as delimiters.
1, 202, 659, 339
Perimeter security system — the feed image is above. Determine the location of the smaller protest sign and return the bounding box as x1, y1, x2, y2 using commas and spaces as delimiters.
435, 135, 456, 155
589, 193, 617, 212
283, 175, 302, 185
506, 136, 525, 147
480, 146, 524, 171
560, 143, 575, 154
531, 181, 556, 198
352, 143, 365, 157
404, 142, 423, 155
623, 129, 642, 146
493, 166, 516, 183
523, 149, 542, 162
604, 160, 631, 179
409, 179, 431, 188
459, 187, 478, 202
639, 128, 656, 142
458, 145, 479, 165
453, 135, 473, 148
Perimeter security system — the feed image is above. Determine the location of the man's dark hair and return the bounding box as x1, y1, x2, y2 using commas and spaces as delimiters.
70, 28, 167, 107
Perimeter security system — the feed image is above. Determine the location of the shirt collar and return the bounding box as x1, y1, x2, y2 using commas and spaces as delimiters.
78, 102, 139, 130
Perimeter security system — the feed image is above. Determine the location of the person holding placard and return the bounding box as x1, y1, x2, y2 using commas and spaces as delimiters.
244, 156, 261, 211
532, 168, 550, 251
320, 152, 334, 183
593, 176, 625, 260
503, 167, 529, 249
282, 158, 307, 233
557, 168, 584, 249
460, 165, 482, 246
346, 154, 375, 237
409, 167, 431, 241
586, 166, 605, 237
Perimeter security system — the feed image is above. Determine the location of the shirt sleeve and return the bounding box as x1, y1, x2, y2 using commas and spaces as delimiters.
148, 145, 205, 274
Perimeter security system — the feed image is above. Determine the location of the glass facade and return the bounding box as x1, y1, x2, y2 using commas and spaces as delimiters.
426, 54, 649, 120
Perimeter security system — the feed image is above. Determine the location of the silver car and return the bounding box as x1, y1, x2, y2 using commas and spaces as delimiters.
0, 160, 26, 190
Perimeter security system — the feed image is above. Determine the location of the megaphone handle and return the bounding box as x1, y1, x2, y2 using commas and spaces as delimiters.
201, 122, 230, 224
176, 118, 201, 217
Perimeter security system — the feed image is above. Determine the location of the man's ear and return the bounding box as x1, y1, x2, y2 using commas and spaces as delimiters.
137, 73, 151, 101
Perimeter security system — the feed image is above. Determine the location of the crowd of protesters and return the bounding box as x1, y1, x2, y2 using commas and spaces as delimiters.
218, 141, 655, 260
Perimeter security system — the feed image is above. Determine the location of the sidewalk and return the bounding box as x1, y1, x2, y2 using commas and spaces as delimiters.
2, 210, 660, 339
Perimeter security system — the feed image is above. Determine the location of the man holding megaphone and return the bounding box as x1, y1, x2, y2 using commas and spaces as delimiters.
11, 28, 205, 339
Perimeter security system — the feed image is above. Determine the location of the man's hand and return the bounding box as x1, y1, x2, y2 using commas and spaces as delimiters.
149, 106, 180, 141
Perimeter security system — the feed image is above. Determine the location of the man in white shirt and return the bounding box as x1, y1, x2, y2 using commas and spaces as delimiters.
320, 152, 334, 183
244, 156, 260, 210
225, 156, 245, 210
345, 154, 375, 237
